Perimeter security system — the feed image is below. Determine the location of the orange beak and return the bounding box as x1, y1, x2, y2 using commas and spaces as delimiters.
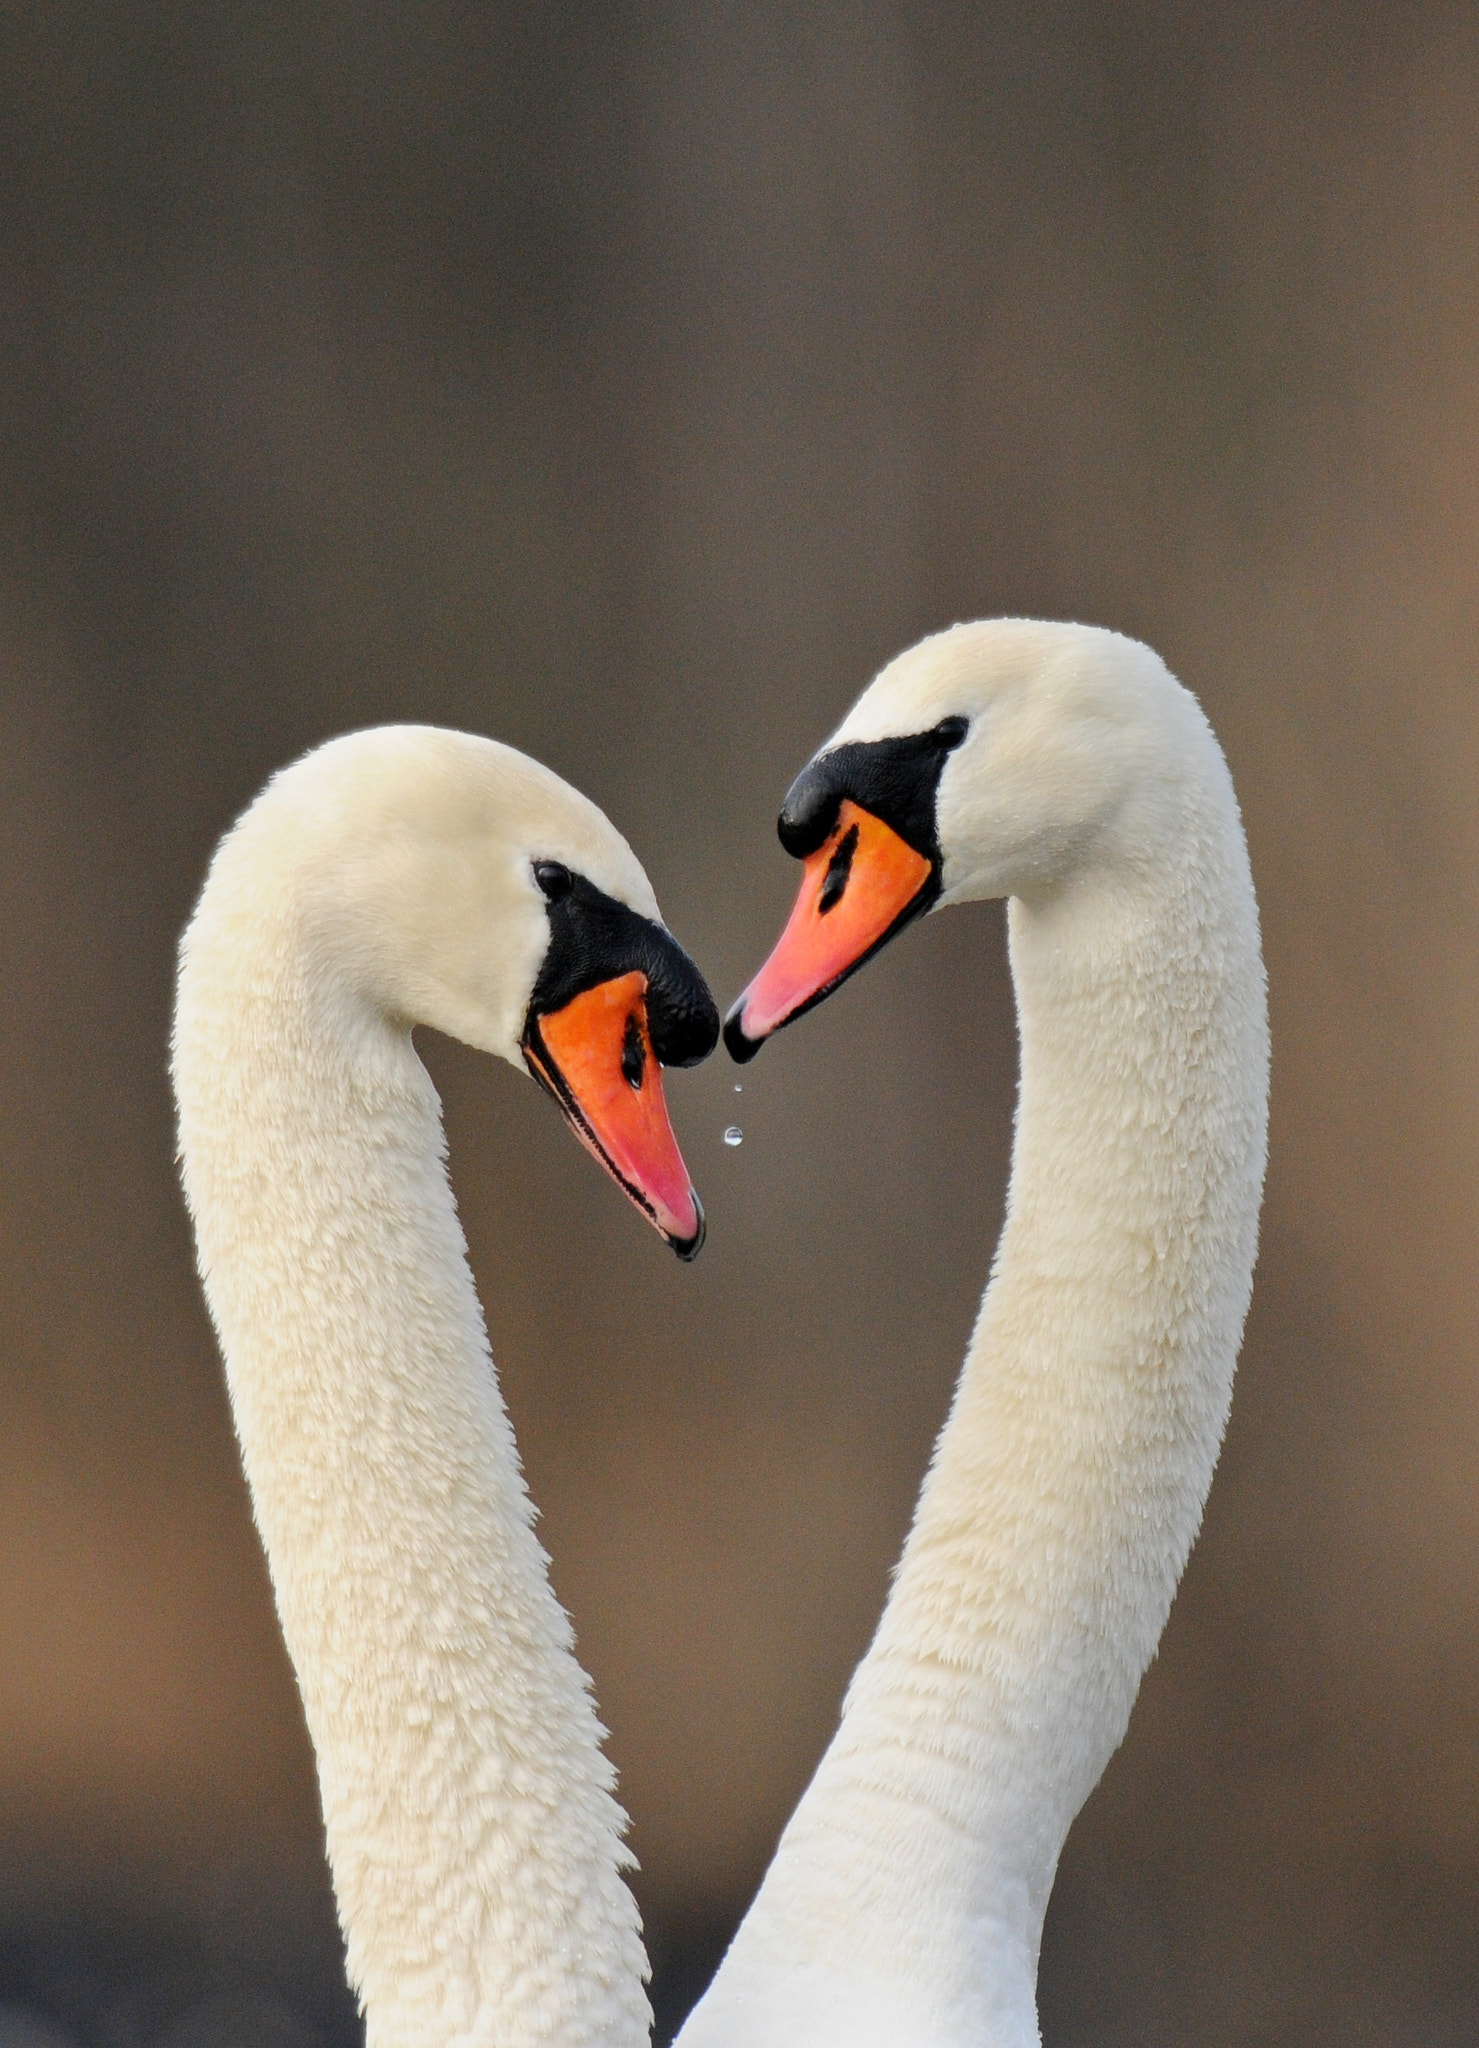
524, 970, 705, 1258
724, 799, 934, 1060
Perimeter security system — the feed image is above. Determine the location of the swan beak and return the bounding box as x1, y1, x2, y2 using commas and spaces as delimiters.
724, 800, 933, 1061
524, 970, 706, 1259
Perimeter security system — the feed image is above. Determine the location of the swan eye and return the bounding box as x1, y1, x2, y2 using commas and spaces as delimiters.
621, 1010, 646, 1090
817, 824, 859, 915
534, 860, 573, 901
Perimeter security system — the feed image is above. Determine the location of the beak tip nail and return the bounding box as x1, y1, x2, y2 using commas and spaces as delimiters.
722, 1002, 765, 1064
670, 1192, 707, 1261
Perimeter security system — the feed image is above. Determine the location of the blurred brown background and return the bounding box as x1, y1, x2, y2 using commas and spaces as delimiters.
0, 2, 1477, 2041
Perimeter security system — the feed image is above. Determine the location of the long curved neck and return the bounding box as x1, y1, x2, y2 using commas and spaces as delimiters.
174, 897, 650, 2048
681, 783, 1267, 2048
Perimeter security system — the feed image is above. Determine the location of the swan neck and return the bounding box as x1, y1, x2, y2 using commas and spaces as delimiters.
682, 810, 1267, 2048
174, 900, 650, 2048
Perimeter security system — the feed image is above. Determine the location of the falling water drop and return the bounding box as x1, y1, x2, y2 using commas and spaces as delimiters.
723, 1126, 744, 1148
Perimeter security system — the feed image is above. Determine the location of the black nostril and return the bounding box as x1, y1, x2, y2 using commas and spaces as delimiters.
817, 824, 859, 916
621, 1011, 646, 1089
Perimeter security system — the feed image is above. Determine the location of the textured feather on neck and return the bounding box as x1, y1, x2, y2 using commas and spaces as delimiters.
173, 743, 651, 2048
680, 646, 1268, 2048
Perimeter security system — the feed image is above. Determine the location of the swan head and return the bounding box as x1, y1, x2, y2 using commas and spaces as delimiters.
725, 619, 1183, 1058
212, 725, 720, 1256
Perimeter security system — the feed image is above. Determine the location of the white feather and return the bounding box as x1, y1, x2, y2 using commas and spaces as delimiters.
172, 726, 656, 2048
679, 621, 1270, 2048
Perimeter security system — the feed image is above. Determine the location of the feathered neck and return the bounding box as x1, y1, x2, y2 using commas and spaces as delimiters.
173, 856, 651, 2048
680, 754, 1268, 2048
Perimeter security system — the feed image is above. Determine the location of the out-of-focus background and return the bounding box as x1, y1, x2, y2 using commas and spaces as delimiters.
1, 3, 1477, 2041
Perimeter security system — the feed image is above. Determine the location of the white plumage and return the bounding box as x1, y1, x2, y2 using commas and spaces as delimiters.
171, 622, 1268, 2048
173, 728, 659, 2048
679, 621, 1269, 2047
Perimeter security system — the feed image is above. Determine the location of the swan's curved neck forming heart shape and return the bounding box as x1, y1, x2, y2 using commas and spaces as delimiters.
682, 621, 1269, 2048
172, 727, 719, 2048
171, 626, 1268, 2048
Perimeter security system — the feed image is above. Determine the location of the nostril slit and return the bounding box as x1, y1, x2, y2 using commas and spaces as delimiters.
621, 1012, 647, 1090
818, 824, 860, 916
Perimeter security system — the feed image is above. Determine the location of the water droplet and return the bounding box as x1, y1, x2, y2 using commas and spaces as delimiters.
723, 1126, 744, 1147
733, 1083, 742, 1092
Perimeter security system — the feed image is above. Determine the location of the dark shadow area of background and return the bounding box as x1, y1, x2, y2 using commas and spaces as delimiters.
1, 2, 1478, 2041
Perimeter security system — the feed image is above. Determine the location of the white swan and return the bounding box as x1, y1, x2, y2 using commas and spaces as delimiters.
171, 726, 719, 2048
681, 620, 1269, 2048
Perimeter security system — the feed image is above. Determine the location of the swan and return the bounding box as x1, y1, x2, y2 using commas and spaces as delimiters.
171, 726, 719, 2048
680, 620, 1269, 2048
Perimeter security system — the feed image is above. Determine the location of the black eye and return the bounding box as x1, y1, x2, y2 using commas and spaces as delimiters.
935, 716, 969, 749
533, 860, 573, 901
818, 823, 859, 915
621, 1010, 647, 1089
